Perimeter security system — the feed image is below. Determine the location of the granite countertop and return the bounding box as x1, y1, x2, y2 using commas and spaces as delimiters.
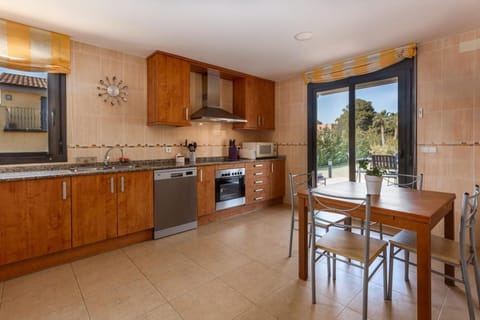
0, 156, 285, 182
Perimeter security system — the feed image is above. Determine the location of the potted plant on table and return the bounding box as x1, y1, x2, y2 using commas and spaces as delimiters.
358, 159, 386, 195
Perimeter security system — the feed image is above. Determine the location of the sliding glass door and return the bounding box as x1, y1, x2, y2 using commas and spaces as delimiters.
308, 59, 415, 184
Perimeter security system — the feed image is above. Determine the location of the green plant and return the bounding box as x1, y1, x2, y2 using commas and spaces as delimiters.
358, 159, 386, 177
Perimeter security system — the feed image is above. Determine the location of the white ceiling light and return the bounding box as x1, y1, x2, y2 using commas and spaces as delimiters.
294, 32, 313, 41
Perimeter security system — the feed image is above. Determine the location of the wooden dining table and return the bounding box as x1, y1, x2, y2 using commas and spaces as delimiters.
297, 181, 456, 320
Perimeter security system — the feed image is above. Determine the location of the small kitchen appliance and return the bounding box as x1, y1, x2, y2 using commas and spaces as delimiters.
242, 142, 277, 159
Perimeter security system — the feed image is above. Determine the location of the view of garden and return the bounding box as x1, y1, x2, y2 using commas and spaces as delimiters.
317, 97, 398, 181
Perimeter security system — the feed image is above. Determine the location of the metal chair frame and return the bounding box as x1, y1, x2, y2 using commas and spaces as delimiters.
308, 189, 388, 320
388, 185, 480, 320
288, 171, 345, 257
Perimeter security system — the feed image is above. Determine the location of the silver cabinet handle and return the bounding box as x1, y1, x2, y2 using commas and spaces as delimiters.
185, 107, 189, 121
254, 188, 264, 192
254, 172, 263, 176
254, 196, 264, 201
253, 164, 263, 168
62, 181, 67, 200
254, 180, 263, 184
50, 111, 55, 127
200, 169, 203, 182
271, 162, 274, 173
110, 176, 115, 193
120, 176, 125, 193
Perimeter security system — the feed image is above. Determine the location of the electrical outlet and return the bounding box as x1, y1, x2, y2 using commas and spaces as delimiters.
165, 146, 172, 153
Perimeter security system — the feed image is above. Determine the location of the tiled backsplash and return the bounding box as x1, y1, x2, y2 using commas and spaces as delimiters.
67, 41, 263, 163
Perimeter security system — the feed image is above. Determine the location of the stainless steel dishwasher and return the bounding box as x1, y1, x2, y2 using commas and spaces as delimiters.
154, 167, 197, 239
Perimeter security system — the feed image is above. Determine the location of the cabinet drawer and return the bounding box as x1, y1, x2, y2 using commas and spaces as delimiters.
246, 186, 269, 203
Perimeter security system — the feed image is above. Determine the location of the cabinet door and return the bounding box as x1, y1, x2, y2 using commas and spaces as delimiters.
197, 165, 216, 216
0, 178, 71, 266
72, 174, 117, 247
117, 171, 154, 236
147, 52, 191, 126
270, 160, 285, 199
258, 79, 275, 129
233, 76, 275, 130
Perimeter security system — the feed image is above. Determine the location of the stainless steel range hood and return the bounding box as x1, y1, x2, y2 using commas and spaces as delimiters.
190, 69, 247, 123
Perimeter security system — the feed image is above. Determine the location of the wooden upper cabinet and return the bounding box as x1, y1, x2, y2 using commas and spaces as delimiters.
233, 76, 275, 130
72, 174, 118, 247
117, 171, 154, 236
147, 52, 191, 126
0, 177, 71, 266
196, 165, 216, 217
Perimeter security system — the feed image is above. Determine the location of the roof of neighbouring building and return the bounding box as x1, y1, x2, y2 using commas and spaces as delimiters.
0, 72, 47, 89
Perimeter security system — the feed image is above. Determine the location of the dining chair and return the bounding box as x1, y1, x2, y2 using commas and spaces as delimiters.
388, 185, 480, 320
288, 172, 346, 257
308, 188, 388, 320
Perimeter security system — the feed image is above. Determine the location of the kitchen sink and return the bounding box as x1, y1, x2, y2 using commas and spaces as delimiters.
69, 164, 142, 173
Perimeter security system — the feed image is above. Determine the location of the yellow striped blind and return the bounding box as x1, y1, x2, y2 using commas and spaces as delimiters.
303, 43, 416, 84
0, 19, 70, 73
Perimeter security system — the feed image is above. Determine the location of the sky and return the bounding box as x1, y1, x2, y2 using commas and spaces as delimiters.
0, 66, 47, 78
317, 82, 398, 124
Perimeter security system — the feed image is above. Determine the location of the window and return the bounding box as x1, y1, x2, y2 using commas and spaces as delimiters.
307, 59, 415, 183
0, 67, 66, 164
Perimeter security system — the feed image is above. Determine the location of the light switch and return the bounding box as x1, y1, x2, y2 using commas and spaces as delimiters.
420, 146, 437, 153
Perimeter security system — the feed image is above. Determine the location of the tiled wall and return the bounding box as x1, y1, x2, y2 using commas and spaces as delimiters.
417, 27, 480, 242
67, 41, 261, 163
274, 28, 480, 244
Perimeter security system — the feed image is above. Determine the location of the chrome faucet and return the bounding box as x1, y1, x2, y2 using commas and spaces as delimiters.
103, 146, 124, 167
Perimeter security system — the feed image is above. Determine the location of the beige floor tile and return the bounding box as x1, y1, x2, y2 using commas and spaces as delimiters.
258, 280, 344, 320
335, 306, 363, 320
72, 249, 145, 295
0, 265, 89, 319
310, 261, 364, 306
232, 306, 277, 320
170, 278, 254, 320
439, 285, 480, 319
175, 237, 252, 276
347, 281, 439, 320
220, 261, 292, 303
83, 278, 166, 320
140, 303, 183, 320
134, 249, 215, 300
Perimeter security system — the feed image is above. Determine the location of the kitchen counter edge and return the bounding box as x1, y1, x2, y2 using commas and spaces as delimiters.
0, 156, 286, 182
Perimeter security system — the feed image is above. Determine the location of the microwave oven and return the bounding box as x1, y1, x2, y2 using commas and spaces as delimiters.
242, 142, 277, 158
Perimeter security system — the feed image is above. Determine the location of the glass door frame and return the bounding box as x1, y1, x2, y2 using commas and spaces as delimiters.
307, 59, 416, 183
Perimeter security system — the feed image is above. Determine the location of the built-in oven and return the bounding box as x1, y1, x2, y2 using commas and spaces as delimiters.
215, 168, 246, 211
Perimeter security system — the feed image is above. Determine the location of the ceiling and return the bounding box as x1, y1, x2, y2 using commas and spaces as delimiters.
1, 0, 480, 81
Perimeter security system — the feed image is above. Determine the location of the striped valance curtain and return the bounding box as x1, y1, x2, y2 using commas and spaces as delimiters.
0, 19, 70, 73
303, 43, 416, 84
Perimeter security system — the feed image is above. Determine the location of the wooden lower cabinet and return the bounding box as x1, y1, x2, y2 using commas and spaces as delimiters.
245, 159, 285, 204
197, 165, 216, 217
270, 159, 285, 199
72, 171, 154, 247
117, 171, 154, 236
0, 177, 71, 266
72, 174, 118, 247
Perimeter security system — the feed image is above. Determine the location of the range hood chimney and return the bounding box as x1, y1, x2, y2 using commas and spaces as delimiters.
190, 69, 247, 123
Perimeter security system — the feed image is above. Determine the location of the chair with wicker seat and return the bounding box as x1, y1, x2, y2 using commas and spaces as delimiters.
308, 188, 388, 320
388, 185, 480, 320
287, 171, 347, 257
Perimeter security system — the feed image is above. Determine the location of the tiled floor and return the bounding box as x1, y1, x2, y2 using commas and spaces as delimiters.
0, 204, 478, 319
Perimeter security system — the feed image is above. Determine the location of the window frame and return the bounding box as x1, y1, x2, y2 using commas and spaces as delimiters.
307, 58, 416, 182
0, 73, 67, 164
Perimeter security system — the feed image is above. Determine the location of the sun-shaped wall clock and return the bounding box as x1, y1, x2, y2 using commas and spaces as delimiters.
97, 76, 128, 106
